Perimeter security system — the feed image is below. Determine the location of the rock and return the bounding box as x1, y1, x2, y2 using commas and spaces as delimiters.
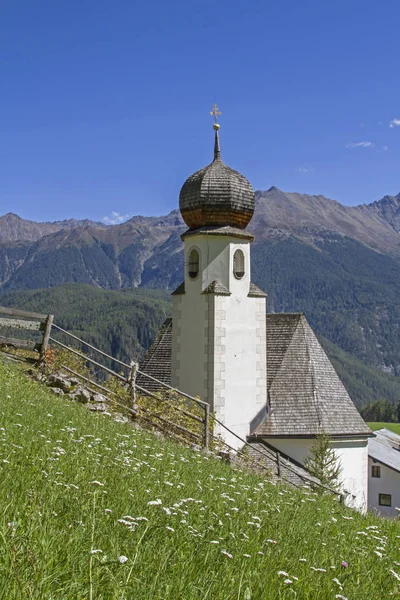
91, 393, 107, 403
49, 387, 64, 396
30, 370, 45, 382
217, 450, 232, 463
70, 387, 91, 404
47, 374, 71, 392
88, 402, 107, 412
69, 377, 81, 387
113, 414, 130, 424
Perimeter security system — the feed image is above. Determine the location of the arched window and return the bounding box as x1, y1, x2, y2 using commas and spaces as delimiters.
188, 248, 200, 279
233, 249, 245, 279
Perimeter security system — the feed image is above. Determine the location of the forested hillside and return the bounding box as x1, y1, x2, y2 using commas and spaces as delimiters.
0, 284, 171, 364
2, 283, 400, 408
252, 233, 400, 375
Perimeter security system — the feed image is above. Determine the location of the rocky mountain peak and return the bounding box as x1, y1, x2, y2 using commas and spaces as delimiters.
365, 193, 400, 233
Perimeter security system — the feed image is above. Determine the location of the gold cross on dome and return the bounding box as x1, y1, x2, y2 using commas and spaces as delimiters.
210, 103, 222, 123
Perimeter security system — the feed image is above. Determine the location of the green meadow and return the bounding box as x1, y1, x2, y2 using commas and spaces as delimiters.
368, 422, 400, 434
1, 358, 400, 599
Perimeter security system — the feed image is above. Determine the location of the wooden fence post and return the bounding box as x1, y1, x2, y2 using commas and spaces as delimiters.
276, 451, 281, 478
203, 403, 210, 450
128, 361, 138, 413
39, 314, 54, 365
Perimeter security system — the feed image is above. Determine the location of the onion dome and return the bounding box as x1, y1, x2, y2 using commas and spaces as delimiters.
179, 115, 255, 230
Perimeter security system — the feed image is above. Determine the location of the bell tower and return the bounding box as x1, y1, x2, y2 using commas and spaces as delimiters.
171, 106, 267, 449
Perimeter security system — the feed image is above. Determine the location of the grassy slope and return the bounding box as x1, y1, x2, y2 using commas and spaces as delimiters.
368, 422, 400, 434
1, 361, 400, 599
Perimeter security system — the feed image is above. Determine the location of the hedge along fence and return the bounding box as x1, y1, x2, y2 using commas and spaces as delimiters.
0, 305, 53, 363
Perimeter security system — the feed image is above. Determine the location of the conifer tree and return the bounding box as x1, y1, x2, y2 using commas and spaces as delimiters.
304, 433, 342, 492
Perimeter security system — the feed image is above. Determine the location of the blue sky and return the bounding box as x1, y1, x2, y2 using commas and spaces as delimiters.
1, 0, 400, 223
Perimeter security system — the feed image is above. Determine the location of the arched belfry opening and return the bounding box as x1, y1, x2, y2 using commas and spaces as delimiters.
233, 249, 245, 279
188, 248, 200, 279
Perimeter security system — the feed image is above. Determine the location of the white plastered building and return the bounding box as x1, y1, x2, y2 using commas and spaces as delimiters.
368, 428, 400, 517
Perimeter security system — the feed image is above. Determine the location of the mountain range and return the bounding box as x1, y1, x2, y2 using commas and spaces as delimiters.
1, 188, 400, 404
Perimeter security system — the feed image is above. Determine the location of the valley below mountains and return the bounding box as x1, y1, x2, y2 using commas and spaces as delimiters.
2, 188, 400, 407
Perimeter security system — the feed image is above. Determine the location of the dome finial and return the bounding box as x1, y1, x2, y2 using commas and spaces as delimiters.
210, 103, 222, 161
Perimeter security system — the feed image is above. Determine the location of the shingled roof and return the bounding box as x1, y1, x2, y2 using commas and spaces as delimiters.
136, 318, 172, 393
255, 314, 371, 438
138, 313, 371, 438
244, 441, 322, 488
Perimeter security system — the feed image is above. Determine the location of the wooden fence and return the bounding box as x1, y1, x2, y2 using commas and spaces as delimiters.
49, 324, 211, 450
0, 305, 53, 363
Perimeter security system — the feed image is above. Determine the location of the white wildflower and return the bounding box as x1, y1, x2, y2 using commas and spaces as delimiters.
90, 549, 102, 554
166, 526, 174, 532
374, 551, 383, 558
277, 571, 289, 577
147, 499, 162, 506
221, 550, 233, 559
210, 540, 219, 544
243, 554, 251, 558
118, 555, 128, 564
90, 480, 104, 487
390, 569, 400, 581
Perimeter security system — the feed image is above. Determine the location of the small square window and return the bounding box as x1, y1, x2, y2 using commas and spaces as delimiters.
379, 494, 391, 507
372, 465, 381, 478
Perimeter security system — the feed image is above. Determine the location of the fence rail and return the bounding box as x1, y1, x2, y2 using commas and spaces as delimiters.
49, 325, 211, 450
0, 305, 53, 363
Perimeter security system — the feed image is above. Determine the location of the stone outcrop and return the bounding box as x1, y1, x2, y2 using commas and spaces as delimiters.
37, 370, 112, 414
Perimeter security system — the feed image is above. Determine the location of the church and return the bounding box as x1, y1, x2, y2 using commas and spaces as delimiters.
138, 108, 372, 512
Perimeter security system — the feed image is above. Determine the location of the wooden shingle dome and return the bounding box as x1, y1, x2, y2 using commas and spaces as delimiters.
179, 128, 255, 230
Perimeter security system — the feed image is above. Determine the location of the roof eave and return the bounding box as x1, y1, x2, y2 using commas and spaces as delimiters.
252, 431, 374, 440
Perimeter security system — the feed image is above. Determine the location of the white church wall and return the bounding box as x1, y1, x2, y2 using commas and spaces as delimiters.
171, 232, 267, 450
368, 458, 400, 517
213, 293, 266, 448
334, 440, 368, 512
171, 285, 208, 401
265, 437, 368, 512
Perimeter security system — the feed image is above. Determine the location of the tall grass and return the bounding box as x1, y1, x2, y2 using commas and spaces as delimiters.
1, 359, 400, 599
